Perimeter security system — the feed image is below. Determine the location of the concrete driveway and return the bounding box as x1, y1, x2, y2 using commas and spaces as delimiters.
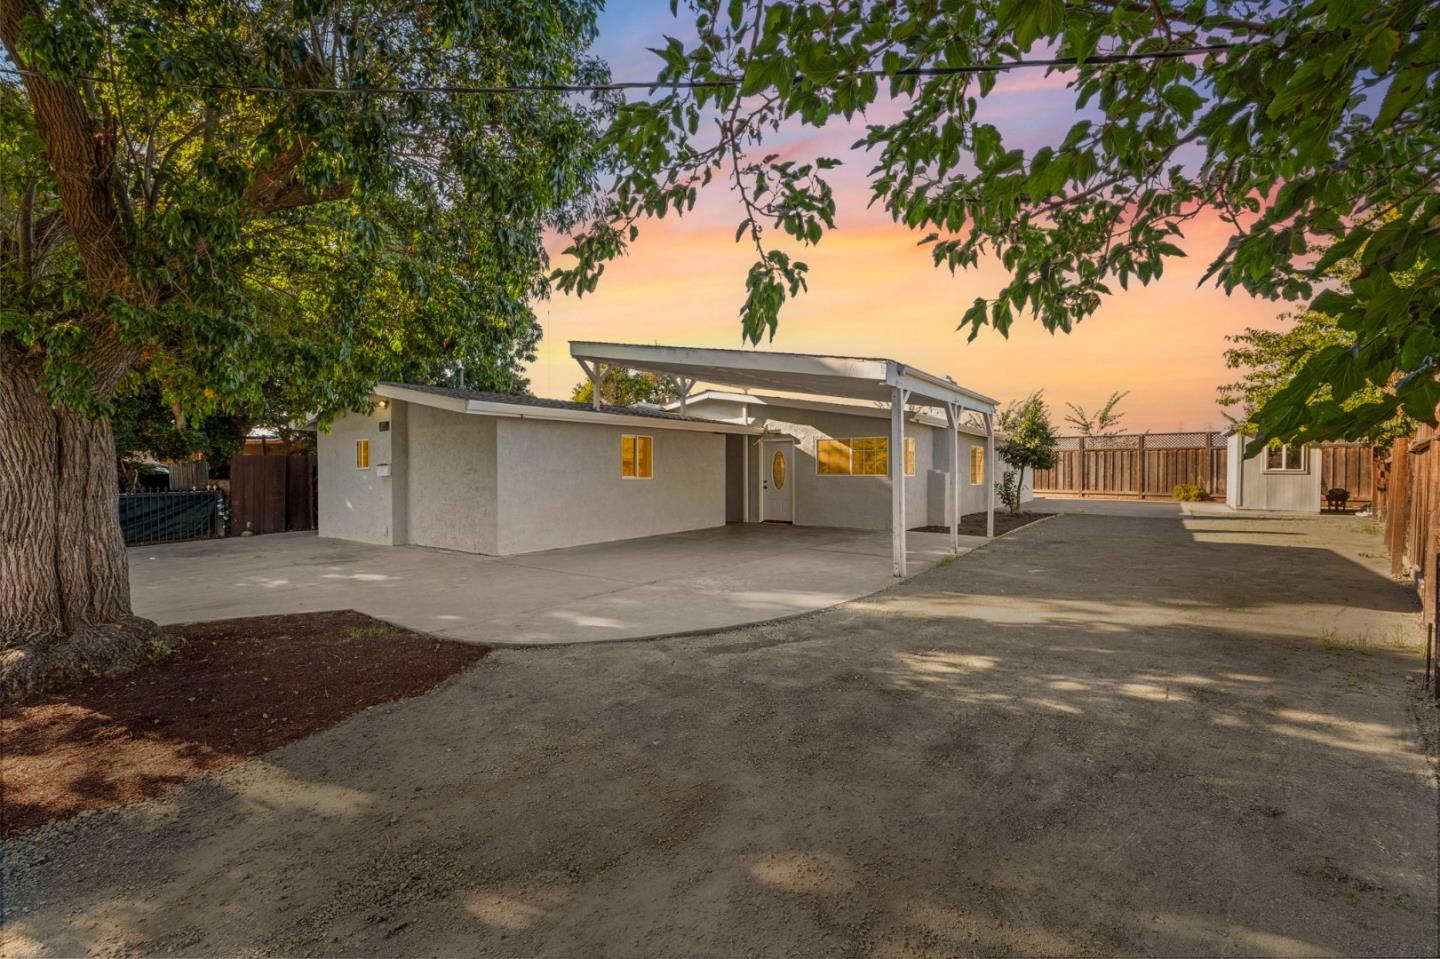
9, 509, 1434, 957
129, 524, 980, 645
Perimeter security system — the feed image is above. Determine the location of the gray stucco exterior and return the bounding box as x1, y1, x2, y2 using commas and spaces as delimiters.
319, 394, 731, 555
687, 396, 1030, 533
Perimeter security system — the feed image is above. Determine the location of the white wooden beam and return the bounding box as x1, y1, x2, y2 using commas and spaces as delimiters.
983, 411, 996, 538
891, 385, 910, 577
945, 402, 960, 554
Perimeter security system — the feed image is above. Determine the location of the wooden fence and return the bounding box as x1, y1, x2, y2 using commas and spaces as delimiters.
228, 453, 317, 536
1032, 432, 1228, 499
1032, 433, 1374, 505
1376, 426, 1440, 694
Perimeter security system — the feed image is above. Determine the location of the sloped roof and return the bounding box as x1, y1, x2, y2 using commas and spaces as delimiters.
375, 383, 761, 434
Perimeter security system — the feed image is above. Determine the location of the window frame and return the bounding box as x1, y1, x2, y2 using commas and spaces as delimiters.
621, 434, 654, 480
1263, 443, 1308, 473
355, 439, 370, 470
815, 435, 915, 477
969, 446, 985, 486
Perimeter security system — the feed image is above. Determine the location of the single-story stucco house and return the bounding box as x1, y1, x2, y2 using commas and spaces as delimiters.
319, 342, 1024, 576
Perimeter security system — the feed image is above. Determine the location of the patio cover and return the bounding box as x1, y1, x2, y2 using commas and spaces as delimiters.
570, 341, 998, 576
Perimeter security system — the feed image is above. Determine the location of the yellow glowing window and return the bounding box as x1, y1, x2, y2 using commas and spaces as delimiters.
355, 439, 370, 469
817, 438, 852, 475
852, 437, 889, 476
970, 446, 985, 485
621, 434, 653, 479
904, 437, 916, 476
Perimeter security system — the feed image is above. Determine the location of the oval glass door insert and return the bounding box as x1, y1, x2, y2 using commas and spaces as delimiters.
771, 450, 786, 489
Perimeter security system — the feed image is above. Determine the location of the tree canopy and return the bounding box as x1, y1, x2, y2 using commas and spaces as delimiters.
996, 390, 1059, 503
571, 368, 680, 407
1064, 391, 1129, 437
1219, 284, 1418, 447
1, 0, 613, 427
555, 0, 1440, 450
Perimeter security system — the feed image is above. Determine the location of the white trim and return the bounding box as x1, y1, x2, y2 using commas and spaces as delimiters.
620, 434, 654, 480
374, 384, 761, 436
1262, 444, 1309, 473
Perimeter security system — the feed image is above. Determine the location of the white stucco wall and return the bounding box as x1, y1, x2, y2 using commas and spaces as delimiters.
735, 405, 932, 531
318, 403, 399, 545
493, 418, 727, 554
405, 402, 499, 554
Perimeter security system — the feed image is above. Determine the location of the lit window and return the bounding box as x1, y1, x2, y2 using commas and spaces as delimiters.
817, 438, 852, 475
355, 439, 370, 469
851, 437, 889, 476
970, 446, 985, 485
904, 437, 917, 476
1265, 444, 1306, 472
621, 435, 653, 479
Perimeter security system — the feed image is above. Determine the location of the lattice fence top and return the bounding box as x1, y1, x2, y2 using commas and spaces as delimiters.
1054, 431, 1227, 450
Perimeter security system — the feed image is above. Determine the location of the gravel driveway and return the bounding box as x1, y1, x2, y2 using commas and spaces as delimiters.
4, 511, 1436, 957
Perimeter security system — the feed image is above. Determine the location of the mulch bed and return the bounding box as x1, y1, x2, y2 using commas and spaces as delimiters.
912, 510, 1051, 538
1, 611, 487, 838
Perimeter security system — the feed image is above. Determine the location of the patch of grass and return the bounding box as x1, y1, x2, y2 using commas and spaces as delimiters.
344, 624, 405, 641
936, 554, 957, 568
1319, 629, 1374, 656
1356, 520, 1384, 536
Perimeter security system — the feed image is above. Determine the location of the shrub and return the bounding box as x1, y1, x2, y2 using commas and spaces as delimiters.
996, 470, 1023, 513
1173, 483, 1207, 502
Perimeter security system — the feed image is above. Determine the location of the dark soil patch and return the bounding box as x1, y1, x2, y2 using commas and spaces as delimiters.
1, 611, 486, 838
912, 510, 1050, 537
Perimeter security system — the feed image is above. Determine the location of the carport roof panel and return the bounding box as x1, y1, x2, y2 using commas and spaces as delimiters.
569, 341, 996, 413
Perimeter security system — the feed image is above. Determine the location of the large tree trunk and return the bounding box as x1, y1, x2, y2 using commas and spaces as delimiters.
0, 356, 170, 700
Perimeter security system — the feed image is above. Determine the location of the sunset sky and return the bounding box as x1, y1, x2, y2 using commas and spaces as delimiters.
527, 3, 1291, 432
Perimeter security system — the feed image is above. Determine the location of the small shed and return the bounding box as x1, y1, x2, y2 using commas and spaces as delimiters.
1225, 434, 1322, 513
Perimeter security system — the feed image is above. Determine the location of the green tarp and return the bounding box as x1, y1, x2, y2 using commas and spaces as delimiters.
119, 491, 221, 545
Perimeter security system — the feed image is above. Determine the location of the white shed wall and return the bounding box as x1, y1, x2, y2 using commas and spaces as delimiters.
494, 418, 726, 554
1236, 444, 1321, 512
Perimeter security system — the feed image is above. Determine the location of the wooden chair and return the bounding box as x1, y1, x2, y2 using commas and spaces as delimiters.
1325, 487, 1350, 512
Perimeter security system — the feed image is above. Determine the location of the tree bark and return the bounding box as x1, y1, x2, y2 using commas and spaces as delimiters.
0, 354, 170, 700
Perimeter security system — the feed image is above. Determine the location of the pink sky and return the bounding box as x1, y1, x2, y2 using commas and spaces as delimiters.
528, 9, 1290, 433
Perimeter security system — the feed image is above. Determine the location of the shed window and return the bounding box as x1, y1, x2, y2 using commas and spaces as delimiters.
817, 436, 916, 476
1265, 444, 1306, 472
621, 435, 653, 479
355, 439, 370, 469
970, 446, 985, 485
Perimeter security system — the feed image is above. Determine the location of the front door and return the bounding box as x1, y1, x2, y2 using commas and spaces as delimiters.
761, 440, 794, 522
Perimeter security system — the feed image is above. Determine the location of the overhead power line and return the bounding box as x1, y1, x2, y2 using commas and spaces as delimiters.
0, 42, 1246, 97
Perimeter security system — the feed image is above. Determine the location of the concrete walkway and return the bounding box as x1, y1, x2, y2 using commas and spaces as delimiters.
129, 525, 981, 645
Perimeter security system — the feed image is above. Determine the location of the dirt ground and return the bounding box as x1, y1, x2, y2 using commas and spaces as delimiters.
3, 510, 1436, 957
912, 508, 1049, 537
1, 612, 487, 837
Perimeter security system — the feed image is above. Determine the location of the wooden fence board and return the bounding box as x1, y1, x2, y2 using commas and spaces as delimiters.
229, 454, 316, 535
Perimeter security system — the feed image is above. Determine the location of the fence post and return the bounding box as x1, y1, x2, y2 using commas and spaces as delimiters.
1206, 432, 1216, 497
1136, 433, 1146, 497
1077, 436, 1086, 496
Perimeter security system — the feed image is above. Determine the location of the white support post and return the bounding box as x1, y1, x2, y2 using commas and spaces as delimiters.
741, 402, 750, 522
983, 411, 996, 538
575, 359, 605, 410
945, 402, 960, 553
891, 386, 910, 577
673, 376, 696, 416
